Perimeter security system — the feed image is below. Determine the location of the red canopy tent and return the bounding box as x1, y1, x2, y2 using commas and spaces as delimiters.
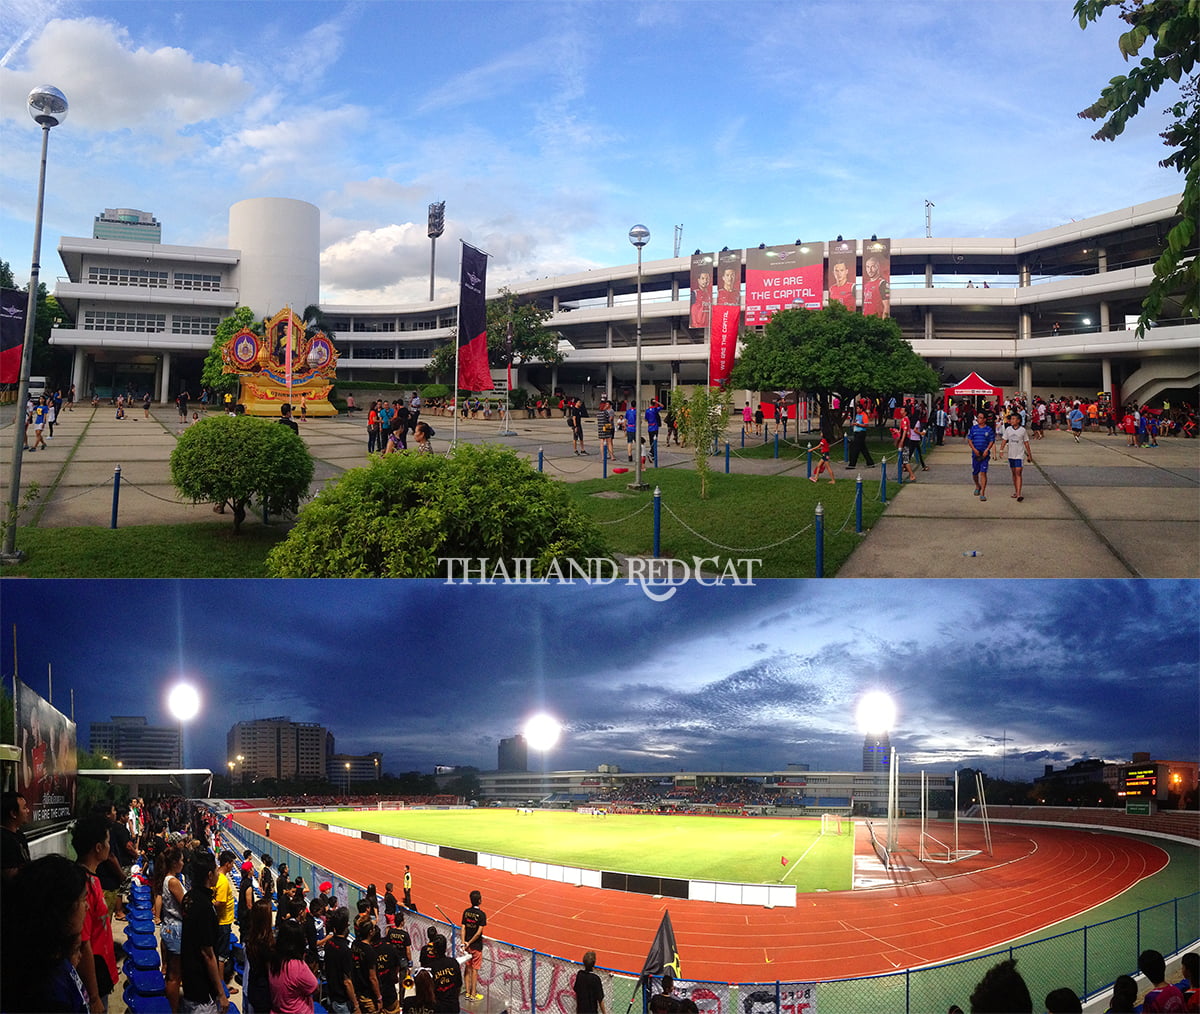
943, 371, 1003, 409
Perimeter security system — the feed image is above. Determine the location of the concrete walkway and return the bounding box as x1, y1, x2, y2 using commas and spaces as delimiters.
2, 405, 1196, 577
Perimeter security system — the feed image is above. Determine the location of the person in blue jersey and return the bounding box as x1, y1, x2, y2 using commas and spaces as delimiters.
966, 411, 995, 501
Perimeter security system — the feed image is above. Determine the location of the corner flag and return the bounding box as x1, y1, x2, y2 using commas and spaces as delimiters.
780, 855, 788, 867
640, 911, 681, 979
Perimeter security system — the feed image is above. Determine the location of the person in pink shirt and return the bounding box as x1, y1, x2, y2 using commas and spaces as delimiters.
270, 920, 320, 1013
1139, 950, 1186, 1012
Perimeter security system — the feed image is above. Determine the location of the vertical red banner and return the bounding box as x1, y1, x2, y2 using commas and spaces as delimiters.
458, 243, 493, 391
744, 244, 823, 325
827, 239, 856, 311
689, 253, 714, 330
709, 303, 740, 386
862, 239, 891, 317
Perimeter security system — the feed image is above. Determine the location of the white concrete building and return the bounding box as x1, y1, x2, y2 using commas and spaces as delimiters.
50, 194, 1198, 407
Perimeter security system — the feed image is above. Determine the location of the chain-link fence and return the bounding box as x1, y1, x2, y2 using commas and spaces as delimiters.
227, 822, 1197, 1013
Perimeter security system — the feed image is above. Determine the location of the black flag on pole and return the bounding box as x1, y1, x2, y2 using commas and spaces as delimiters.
1, 288, 26, 385
457, 243, 493, 391
641, 910, 681, 979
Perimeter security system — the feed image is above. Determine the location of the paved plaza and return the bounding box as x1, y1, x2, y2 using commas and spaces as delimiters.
2, 404, 1197, 578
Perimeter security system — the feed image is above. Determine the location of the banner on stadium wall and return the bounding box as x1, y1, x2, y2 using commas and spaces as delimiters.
861, 238, 891, 317
709, 303, 740, 386
15, 678, 77, 828
689, 253, 715, 330
827, 239, 857, 312
744, 244, 824, 325
715, 249, 742, 307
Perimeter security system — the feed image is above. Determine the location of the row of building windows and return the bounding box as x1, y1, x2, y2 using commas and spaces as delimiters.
345, 345, 433, 360
328, 318, 454, 333
86, 265, 222, 290
171, 316, 220, 336
84, 310, 166, 332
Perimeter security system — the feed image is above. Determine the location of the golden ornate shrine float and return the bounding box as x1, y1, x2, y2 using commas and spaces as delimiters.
220, 306, 339, 417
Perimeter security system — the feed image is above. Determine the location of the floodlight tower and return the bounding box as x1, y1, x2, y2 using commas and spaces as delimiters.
524, 713, 562, 801
428, 201, 445, 301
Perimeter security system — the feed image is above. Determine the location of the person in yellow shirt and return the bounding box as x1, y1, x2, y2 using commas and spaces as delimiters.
215, 850, 239, 993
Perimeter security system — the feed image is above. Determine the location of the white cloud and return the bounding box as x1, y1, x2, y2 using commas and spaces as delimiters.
0, 18, 250, 137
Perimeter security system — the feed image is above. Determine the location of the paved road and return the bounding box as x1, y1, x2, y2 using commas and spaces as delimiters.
2, 404, 1196, 577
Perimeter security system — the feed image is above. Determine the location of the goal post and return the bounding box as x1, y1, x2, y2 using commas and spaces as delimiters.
820, 813, 844, 836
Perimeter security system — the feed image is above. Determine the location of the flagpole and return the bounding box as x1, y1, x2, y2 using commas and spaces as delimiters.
498, 319, 516, 437
285, 306, 294, 410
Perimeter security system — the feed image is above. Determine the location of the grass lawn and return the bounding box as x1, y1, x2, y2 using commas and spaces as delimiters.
564, 466, 897, 578
305, 808, 854, 891
1, 522, 288, 577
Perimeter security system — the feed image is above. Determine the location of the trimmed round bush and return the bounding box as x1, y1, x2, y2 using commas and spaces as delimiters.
266, 443, 609, 577
170, 414, 314, 532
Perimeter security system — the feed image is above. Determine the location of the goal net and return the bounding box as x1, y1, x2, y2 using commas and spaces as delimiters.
378, 800, 407, 811
820, 813, 845, 836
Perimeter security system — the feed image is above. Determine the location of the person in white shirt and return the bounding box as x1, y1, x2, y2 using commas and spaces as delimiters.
1002, 412, 1034, 502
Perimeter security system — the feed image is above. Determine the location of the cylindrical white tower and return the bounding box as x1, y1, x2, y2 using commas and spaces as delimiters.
228, 198, 319, 317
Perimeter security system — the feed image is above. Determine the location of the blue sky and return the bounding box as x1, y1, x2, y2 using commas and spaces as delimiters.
3, 580, 1196, 780
0, 0, 1185, 304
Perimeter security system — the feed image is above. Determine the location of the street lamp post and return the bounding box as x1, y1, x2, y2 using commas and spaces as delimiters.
3, 86, 68, 563
237, 754, 245, 786
628, 225, 650, 491
344, 761, 351, 796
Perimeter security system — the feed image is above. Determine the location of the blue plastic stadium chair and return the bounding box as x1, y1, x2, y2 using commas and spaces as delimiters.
125, 968, 167, 998
124, 928, 157, 951
126, 995, 173, 1014
123, 945, 161, 973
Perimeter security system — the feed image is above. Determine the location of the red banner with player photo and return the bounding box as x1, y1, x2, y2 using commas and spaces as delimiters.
16, 678, 77, 829
744, 244, 824, 325
827, 239, 857, 311
688, 252, 714, 331
715, 249, 742, 308
709, 303, 740, 386
862, 238, 891, 317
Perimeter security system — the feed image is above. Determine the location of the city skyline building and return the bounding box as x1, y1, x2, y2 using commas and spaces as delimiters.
89, 715, 180, 768
91, 207, 161, 244
226, 716, 330, 783
498, 734, 528, 772
863, 733, 891, 774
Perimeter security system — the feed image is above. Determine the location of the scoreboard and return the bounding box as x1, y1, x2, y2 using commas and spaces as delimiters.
1123, 766, 1158, 798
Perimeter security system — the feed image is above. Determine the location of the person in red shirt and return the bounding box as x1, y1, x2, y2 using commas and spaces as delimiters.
1139, 950, 1186, 1012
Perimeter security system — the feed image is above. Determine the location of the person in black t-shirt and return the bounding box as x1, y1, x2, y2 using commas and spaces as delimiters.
573, 951, 606, 1014
351, 914, 384, 1012
325, 907, 357, 1010
1, 791, 32, 880
427, 934, 461, 1013
373, 924, 402, 1012
180, 853, 230, 1013
419, 925, 440, 967
460, 890, 486, 1001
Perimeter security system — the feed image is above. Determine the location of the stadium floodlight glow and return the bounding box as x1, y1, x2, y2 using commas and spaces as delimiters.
524, 713, 562, 752
856, 690, 896, 735
167, 680, 201, 773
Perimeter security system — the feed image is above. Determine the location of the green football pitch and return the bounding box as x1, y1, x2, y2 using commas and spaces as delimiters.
304, 808, 854, 891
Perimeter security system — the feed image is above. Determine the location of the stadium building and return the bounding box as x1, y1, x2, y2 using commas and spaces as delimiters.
49, 194, 1197, 407
476, 766, 952, 818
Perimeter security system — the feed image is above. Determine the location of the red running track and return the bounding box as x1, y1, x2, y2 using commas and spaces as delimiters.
235, 814, 1166, 982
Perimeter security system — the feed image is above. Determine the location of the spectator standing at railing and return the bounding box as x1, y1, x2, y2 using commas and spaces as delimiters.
351, 913, 384, 1013
573, 951, 607, 1014
384, 882, 399, 927
179, 852, 231, 1014
324, 907, 357, 1013
461, 890, 486, 1002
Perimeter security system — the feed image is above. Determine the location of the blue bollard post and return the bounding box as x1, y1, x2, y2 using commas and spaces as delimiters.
815, 502, 825, 578
653, 486, 661, 558
725, 442, 730, 474
110, 466, 122, 529
741, 427, 745, 448
774, 433, 780, 459
897, 451, 904, 485
763, 425, 769, 445
538, 447, 544, 472
881, 459, 889, 505
603, 443, 608, 479
855, 475, 864, 533
653, 441, 658, 468
843, 433, 849, 462
806, 443, 813, 479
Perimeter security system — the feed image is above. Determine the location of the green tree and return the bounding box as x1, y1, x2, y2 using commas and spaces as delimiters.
426, 287, 563, 383
1075, 0, 1198, 330
267, 443, 608, 577
673, 385, 733, 500
200, 306, 261, 398
301, 303, 337, 341
731, 303, 939, 438
170, 414, 314, 532
0, 260, 14, 288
